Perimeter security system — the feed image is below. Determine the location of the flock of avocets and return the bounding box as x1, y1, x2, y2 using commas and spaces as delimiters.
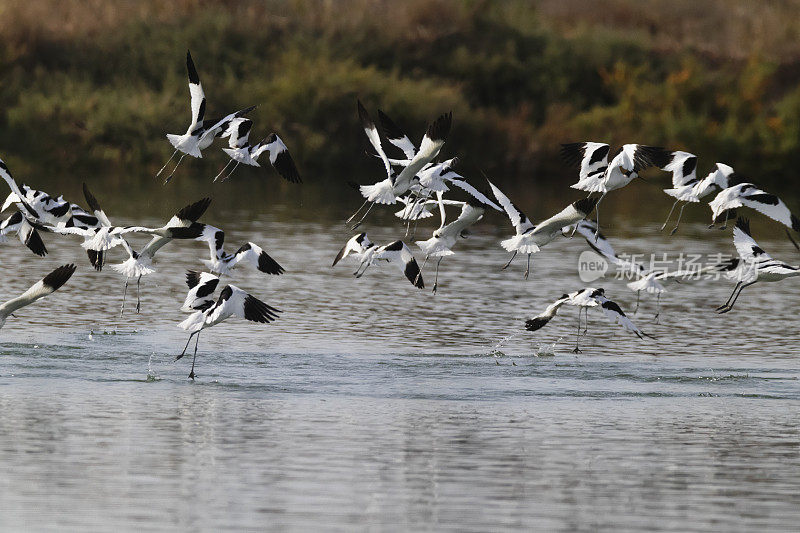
2, 51, 800, 373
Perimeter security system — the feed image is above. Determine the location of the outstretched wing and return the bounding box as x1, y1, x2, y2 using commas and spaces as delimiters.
0, 264, 76, 318
182, 270, 220, 312
231, 242, 284, 275
594, 296, 643, 338
561, 142, 610, 185
377, 109, 416, 159
738, 188, 800, 232
357, 100, 392, 179
732, 217, 773, 263
332, 232, 372, 267
375, 240, 424, 288
186, 50, 206, 128
251, 133, 301, 183
486, 179, 533, 233
661, 151, 698, 188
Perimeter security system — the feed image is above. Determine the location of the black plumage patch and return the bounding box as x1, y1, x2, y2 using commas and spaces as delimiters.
792, 214, 800, 233
559, 143, 585, 166
42, 264, 76, 291
589, 144, 610, 165
383, 240, 404, 252
233, 104, 258, 119
357, 99, 376, 130
573, 197, 599, 216
243, 294, 281, 323
215, 230, 225, 251
682, 156, 697, 178
751, 245, 766, 256
272, 150, 301, 183
197, 99, 206, 123
196, 279, 219, 299
405, 259, 424, 289
24, 228, 47, 257
82, 182, 103, 214
525, 316, 551, 331
590, 288, 605, 298
745, 193, 779, 205
377, 109, 407, 142
426, 111, 452, 142
73, 214, 99, 227
186, 270, 202, 289
257, 251, 285, 275
736, 217, 751, 236
236, 120, 252, 139
175, 197, 211, 222
601, 300, 626, 316
48, 202, 71, 218
167, 223, 205, 239
7, 211, 23, 225
186, 50, 200, 85
87, 249, 104, 271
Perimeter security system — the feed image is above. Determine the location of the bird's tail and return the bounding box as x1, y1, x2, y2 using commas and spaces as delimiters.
111, 256, 155, 279
359, 180, 397, 204
501, 234, 539, 254
166, 134, 202, 158
178, 312, 206, 333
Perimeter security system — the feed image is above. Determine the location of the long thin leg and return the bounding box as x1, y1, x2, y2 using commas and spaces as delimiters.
120, 280, 129, 317
720, 209, 730, 230
670, 204, 687, 236
717, 281, 755, 314
660, 200, 679, 231
189, 333, 200, 380
524, 253, 532, 280
350, 202, 375, 230
593, 193, 606, 241
346, 199, 370, 225
163, 153, 187, 184
212, 159, 234, 182
654, 293, 661, 323
432, 257, 443, 294
136, 276, 141, 314
354, 262, 371, 278
715, 282, 742, 311
219, 161, 241, 182
634, 290, 641, 314
583, 307, 589, 335
155, 149, 178, 178
572, 309, 582, 353
177, 331, 197, 359
501, 250, 518, 270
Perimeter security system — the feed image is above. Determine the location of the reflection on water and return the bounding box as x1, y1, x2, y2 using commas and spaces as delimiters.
1, 179, 800, 530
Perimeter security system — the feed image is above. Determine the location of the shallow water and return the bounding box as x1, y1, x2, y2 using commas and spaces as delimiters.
1, 184, 799, 531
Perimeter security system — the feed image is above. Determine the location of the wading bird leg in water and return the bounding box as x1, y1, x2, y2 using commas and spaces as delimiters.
719, 210, 730, 230
523, 253, 532, 280
572, 310, 582, 353
582, 307, 589, 335
120, 280, 129, 318
177, 331, 198, 360
633, 290, 641, 314
188, 333, 200, 380
716, 281, 755, 314
660, 200, 680, 231
432, 257, 443, 294
501, 251, 517, 270
136, 275, 142, 314
653, 293, 661, 324
670, 204, 687, 236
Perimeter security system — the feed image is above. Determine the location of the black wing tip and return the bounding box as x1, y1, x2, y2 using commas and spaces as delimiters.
42, 264, 77, 291
87, 249, 104, 271
736, 217, 751, 235
357, 99, 374, 128
25, 228, 48, 257
377, 109, 406, 140
169, 223, 204, 239
573, 197, 599, 215
243, 294, 282, 323
186, 50, 200, 84
273, 151, 302, 183
426, 111, 453, 142
258, 250, 285, 275
82, 182, 102, 213
791, 214, 800, 233
175, 197, 212, 222
186, 270, 203, 289
405, 259, 424, 289
559, 142, 585, 166
525, 316, 550, 332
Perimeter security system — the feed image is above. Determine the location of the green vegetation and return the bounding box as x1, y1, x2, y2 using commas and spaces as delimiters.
2, 0, 800, 193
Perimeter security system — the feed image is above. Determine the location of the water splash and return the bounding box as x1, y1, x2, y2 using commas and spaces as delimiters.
146, 352, 159, 382
534, 336, 562, 357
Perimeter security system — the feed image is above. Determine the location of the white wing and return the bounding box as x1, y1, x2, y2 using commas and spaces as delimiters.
594, 296, 643, 337
186, 50, 206, 128
486, 179, 533, 233
357, 100, 392, 179
737, 185, 800, 231
206, 285, 281, 326
374, 240, 424, 288
393, 111, 452, 192
250, 133, 301, 183
0, 264, 76, 319
377, 109, 417, 159
561, 142, 610, 185
182, 270, 220, 313
532, 198, 597, 237
230, 242, 284, 274
732, 218, 773, 263
332, 232, 373, 266
661, 151, 698, 188
220, 118, 253, 149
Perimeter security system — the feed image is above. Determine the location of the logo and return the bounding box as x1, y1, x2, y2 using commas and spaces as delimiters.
578, 250, 608, 282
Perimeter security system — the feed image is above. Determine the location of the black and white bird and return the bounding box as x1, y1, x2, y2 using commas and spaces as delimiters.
213, 118, 301, 183
716, 218, 800, 314
0, 210, 48, 257
353, 239, 424, 288
561, 142, 669, 238
524, 288, 647, 353
348, 101, 452, 228
0, 158, 41, 220
661, 161, 735, 235
331, 232, 374, 268
158, 50, 257, 183
177, 271, 281, 379
488, 179, 598, 278
0, 264, 76, 331
709, 182, 800, 240
111, 197, 212, 314
2, 184, 72, 227
182, 222, 284, 276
